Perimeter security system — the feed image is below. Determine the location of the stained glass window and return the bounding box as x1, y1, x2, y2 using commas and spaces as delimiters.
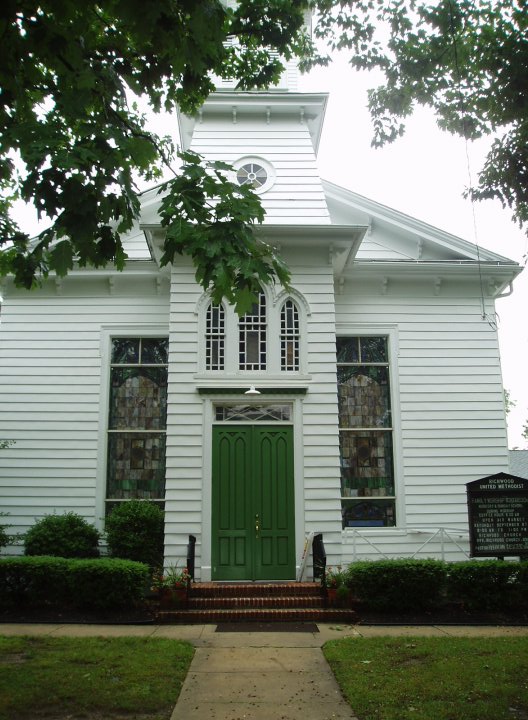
280, 299, 300, 371
337, 336, 396, 528
106, 338, 167, 508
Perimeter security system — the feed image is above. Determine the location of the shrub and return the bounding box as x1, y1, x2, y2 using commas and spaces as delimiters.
0, 556, 67, 609
24, 512, 101, 558
105, 501, 164, 568
0, 556, 150, 611
447, 560, 528, 612
67, 558, 150, 610
345, 558, 448, 611
0, 512, 11, 551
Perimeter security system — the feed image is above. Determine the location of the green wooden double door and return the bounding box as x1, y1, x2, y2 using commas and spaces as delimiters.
212, 425, 295, 581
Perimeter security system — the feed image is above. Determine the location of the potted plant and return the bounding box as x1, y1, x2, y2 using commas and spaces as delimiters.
152, 565, 191, 608
324, 566, 346, 606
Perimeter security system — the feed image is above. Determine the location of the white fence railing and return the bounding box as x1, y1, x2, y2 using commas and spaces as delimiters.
342, 527, 471, 562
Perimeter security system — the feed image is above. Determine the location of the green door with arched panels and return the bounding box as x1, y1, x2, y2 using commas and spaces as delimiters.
211, 425, 295, 581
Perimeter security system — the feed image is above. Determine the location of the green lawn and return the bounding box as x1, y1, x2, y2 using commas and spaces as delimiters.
0, 635, 194, 720
324, 636, 528, 720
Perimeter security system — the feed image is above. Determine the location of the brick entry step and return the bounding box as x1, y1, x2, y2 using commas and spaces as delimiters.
156, 582, 356, 624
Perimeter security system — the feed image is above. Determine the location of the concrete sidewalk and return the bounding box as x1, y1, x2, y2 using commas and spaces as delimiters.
2, 623, 528, 720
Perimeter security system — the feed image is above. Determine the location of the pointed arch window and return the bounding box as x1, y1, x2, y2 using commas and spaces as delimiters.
239, 291, 266, 370
206, 302, 225, 370
280, 299, 300, 371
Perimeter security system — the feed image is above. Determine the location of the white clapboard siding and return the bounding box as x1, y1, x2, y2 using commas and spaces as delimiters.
188, 118, 330, 224
335, 282, 508, 561
163, 259, 203, 571
0, 279, 169, 541
290, 263, 342, 567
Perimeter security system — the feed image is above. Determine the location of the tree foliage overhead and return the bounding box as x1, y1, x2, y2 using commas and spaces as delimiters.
1, 1, 526, 311
311, 0, 528, 233
0, 0, 309, 311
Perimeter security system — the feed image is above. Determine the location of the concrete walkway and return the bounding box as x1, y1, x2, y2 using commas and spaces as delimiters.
2, 623, 528, 720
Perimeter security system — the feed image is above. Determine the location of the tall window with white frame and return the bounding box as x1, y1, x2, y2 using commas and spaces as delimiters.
106, 337, 168, 513
239, 290, 266, 370
337, 336, 396, 528
280, 299, 300, 371
206, 302, 225, 370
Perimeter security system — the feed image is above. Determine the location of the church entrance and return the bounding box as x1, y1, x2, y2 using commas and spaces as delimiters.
211, 424, 295, 581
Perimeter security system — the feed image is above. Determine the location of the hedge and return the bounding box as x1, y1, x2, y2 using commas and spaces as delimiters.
344, 559, 448, 611
343, 558, 528, 613
0, 556, 150, 611
446, 560, 528, 611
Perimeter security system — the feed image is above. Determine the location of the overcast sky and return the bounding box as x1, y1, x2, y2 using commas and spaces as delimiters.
299, 55, 528, 449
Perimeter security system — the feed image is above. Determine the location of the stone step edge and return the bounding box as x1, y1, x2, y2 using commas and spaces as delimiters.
156, 608, 356, 624
189, 583, 324, 598
187, 597, 326, 608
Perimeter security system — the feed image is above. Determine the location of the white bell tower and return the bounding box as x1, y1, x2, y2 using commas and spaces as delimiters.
177, 12, 330, 225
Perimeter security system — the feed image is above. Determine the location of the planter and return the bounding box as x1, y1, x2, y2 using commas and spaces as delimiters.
326, 588, 338, 606
158, 587, 187, 609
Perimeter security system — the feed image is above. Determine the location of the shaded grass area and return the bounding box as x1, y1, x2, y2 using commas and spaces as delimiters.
324, 636, 528, 720
0, 635, 194, 720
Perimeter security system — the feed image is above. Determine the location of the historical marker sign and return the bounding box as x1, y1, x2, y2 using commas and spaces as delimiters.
466, 472, 528, 558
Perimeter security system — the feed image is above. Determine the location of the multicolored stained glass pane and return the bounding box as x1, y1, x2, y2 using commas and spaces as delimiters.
336, 337, 359, 363
109, 368, 167, 430
107, 433, 166, 499
111, 338, 140, 364
341, 499, 396, 527
336, 336, 388, 363
339, 430, 394, 497
338, 366, 391, 428
141, 338, 168, 364
359, 337, 388, 362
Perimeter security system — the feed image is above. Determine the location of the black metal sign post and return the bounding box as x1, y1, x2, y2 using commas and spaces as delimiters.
466, 472, 528, 559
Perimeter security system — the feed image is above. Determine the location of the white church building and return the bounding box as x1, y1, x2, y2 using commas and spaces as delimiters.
0, 57, 522, 580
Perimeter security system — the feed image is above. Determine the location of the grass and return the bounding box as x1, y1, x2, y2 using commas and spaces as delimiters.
0, 635, 194, 720
324, 636, 528, 720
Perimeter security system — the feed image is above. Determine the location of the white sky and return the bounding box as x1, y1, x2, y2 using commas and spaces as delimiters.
298, 56, 528, 449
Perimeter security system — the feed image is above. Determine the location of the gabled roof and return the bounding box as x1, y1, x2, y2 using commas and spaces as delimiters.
322, 179, 519, 265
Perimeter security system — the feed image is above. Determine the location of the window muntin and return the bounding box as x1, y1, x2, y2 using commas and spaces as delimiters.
239, 291, 266, 370
215, 404, 291, 422
236, 162, 268, 189
206, 302, 225, 370
337, 336, 396, 528
106, 337, 167, 507
280, 299, 300, 371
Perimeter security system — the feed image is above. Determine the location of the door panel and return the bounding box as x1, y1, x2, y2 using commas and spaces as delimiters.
212, 425, 295, 580
212, 428, 252, 580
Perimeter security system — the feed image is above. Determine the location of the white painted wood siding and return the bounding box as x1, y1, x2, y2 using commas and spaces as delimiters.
289, 252, 343, 569
189, 118, 330, 224
163, 259, 204, 572
0, 274, 169, 547
336, 277, 508, 561
162, 245, 344, 577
